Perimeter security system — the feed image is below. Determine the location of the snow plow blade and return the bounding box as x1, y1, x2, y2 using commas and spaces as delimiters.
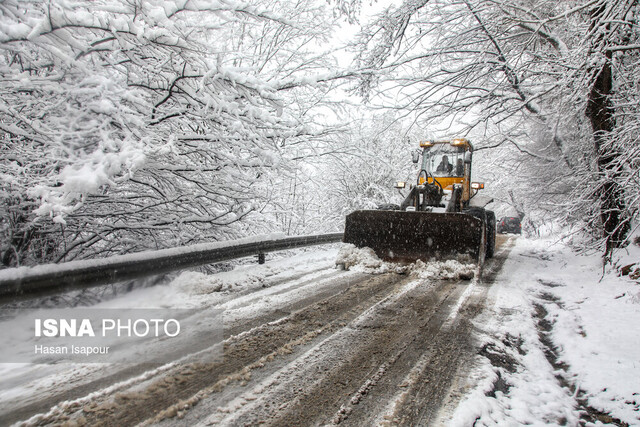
343, 210, 486, 263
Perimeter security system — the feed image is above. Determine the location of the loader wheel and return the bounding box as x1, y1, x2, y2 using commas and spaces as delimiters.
463, 207, 495, 259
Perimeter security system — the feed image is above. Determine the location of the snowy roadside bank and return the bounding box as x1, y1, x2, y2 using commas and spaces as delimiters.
450, 237, 640, 426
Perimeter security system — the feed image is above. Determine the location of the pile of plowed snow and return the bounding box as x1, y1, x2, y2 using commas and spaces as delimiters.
411, 259, 475, 280
336, 244, 475, 280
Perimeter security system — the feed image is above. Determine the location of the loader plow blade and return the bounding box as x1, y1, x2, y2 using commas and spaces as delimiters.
343, 210, 485, 263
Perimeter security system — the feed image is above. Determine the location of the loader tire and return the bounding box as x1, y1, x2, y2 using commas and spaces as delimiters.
463, 207, 495, 259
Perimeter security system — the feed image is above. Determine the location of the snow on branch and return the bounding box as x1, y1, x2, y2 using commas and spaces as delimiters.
0, 0, 342, 266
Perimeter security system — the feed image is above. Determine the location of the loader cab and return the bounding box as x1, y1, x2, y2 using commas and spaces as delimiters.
418, 139, 472, 191
422, 145, 466, 178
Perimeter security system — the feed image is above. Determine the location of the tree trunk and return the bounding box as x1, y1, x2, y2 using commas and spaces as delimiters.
585, 51, 630, 255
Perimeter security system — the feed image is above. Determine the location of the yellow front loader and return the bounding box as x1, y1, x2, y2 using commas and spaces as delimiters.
343, 138, 495, 263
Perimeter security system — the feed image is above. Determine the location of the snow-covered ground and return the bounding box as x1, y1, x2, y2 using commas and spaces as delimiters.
2, 237, 640, 425
0, 247, 346, 419
450, 237, 640, 426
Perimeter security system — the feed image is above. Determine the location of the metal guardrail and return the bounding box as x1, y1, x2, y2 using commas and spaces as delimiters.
0, 233, 344, 304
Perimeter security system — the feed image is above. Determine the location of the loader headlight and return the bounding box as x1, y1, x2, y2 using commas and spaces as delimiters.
451, 138, 469, 147
471, 182, 484, 189
395, 181, 406, 189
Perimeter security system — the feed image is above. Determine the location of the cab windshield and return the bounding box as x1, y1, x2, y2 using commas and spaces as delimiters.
422, 145, 465, 177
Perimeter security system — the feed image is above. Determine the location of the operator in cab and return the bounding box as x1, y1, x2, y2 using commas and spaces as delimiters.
436, 155, 453, 174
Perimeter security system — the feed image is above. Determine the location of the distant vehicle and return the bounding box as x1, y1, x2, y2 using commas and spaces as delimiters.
497, 217, 522, 234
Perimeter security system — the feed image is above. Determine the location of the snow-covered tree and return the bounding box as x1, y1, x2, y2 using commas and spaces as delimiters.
0, 0, 341, 266
319, 112, 419, 217
351, 0, 640, 255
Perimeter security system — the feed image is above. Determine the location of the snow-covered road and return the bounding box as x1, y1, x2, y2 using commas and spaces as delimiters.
5, 233, 638, 426
1, 237, 516, 426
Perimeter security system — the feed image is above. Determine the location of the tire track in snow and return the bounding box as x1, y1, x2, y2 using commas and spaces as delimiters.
195, 277, 436, 426
23, 273, 407, 426
2, 266, 351, 426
